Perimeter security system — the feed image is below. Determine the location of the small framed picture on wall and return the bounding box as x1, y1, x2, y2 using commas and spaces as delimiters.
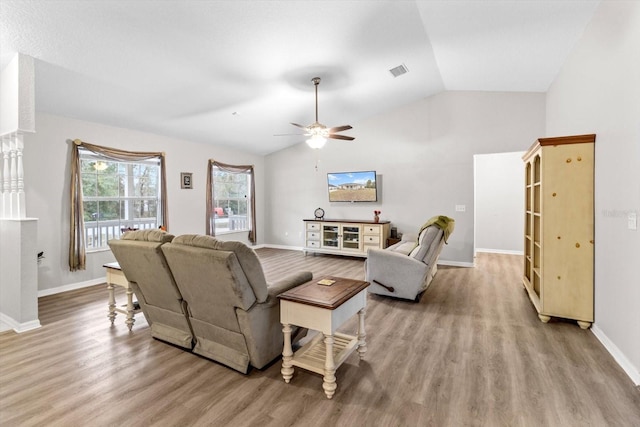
181, 172, 193, 189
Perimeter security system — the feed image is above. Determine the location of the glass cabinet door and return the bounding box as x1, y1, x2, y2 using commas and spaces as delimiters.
341, 225, 361, 251
322, 225, 339, 248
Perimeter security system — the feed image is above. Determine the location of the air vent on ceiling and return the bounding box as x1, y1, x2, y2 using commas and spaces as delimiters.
389, 64, 409, 78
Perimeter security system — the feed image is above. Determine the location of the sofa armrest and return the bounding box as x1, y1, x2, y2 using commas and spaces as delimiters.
266, 271, 313, 302
235, 271, 311, 369
367, 248, 428, 277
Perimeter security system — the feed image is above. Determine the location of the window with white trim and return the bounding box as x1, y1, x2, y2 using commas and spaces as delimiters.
80, 149, 162, 250
211, 166, 252, 234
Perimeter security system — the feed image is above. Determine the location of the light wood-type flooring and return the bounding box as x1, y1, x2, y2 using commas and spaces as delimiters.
1, 250, 639, 426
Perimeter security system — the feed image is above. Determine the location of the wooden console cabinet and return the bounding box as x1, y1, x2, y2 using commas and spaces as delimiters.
303, 219, 390, 258
522, 134, 595, 329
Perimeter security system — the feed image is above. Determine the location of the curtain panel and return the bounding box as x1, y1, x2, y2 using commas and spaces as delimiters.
206, 160, 256, 244
68, 139, 168, 271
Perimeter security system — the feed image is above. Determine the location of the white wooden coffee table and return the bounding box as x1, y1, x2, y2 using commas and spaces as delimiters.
104, 262, 141, 331
278, 276, 369, 399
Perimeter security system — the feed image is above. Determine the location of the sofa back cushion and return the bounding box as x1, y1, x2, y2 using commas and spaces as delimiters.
409, 226, 443, 264
167, 235, 268, 303
109, 229, 183, 311
121, 228, 174, 244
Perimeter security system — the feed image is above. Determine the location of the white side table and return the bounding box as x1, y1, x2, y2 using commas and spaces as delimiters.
104, 262, 141, 331
279, 276, 369, 399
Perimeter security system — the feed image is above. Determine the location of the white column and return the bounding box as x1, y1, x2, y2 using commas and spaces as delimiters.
0, 131, 26, 219
0, 218, 40, 332
13, 132, 26, 218
1, 134, 10, 218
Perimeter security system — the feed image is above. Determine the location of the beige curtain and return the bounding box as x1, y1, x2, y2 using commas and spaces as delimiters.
69, 139, 168, 271
206, 159, 256, 244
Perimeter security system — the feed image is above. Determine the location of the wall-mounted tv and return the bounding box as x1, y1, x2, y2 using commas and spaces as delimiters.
327, 170, 377, 202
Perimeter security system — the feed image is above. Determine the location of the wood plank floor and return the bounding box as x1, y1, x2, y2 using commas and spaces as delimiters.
1, 250, 639, 426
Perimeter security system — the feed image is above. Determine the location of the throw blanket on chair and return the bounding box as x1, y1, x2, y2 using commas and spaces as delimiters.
414, 215, 455, 249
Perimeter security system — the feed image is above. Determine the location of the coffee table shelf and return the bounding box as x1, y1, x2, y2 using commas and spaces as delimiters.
290, 332, 358, 375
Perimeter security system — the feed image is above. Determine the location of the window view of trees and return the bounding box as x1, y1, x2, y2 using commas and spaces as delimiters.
213, 168, 251, 232
80, 154, 161, 249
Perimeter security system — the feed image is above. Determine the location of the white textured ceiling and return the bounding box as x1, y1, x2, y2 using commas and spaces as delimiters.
1, 0, 600, 155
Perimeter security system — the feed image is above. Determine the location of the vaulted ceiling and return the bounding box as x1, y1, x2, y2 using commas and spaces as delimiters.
1, 1, 600, 155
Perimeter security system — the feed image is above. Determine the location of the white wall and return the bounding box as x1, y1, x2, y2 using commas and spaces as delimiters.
23, 113, 264, 293
264, 91, 545, 265
474, 151, 525, 254
546, 0, 640, 384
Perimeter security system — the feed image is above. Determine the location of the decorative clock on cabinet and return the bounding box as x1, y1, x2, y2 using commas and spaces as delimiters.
314, 208, 325, 220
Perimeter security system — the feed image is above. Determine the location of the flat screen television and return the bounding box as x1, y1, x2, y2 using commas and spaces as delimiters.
327, 170, 377, 202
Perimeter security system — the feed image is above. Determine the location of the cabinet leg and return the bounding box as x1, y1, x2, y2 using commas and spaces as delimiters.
281, 323, 294, 383
107, 282, 116, 325
323, 334, 337, 399
538, 314, 551, 323
357, 307, 367, 360
577, 321, 591, 330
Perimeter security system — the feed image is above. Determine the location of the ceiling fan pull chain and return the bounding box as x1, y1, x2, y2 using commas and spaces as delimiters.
314, 77, 320, 123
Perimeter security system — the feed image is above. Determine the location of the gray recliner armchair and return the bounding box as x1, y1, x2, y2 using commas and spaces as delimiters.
365, 216, 454, 301
108, 229, 194, 349
161, 234, 312, 373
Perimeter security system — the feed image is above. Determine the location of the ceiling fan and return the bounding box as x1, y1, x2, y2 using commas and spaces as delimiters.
280, 77, 355, 149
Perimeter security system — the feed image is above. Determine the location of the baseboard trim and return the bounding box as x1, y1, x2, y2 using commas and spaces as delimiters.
0, 313, 41, 333
591, 324, 640, 386
36, 247, 475, 297
262, 244, 304, 251
438, 260, 475, 268
261, 244, 475, 267
38, 245, 290, 299
36, 247, 300, 297
476, 248, 524, 255
38, 278, 105, 297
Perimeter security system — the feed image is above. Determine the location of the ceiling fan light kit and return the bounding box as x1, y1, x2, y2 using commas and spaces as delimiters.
285, 77, 354, 149
306, 134, 327, 149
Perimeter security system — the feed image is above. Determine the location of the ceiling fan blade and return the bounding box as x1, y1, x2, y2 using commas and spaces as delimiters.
328, 134, 355, 141
327, 125, 352, 133
290, 122, 309, 129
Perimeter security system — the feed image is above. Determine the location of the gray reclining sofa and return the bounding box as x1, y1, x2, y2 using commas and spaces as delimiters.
109, 230, 311, 373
